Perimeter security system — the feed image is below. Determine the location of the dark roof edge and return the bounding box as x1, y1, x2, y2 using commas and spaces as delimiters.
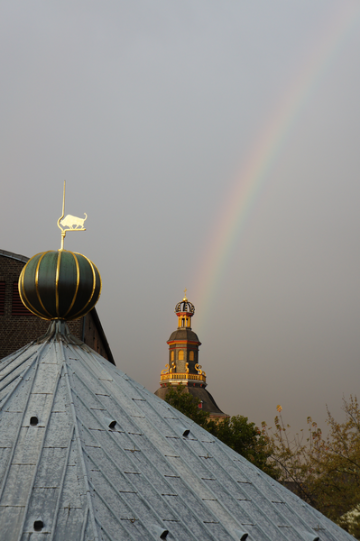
89, 307, 115, 365
0, 249, 29, 264
203, 387, 226, 414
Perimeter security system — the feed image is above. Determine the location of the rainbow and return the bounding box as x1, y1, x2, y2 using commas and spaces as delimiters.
194, 2, 360, 330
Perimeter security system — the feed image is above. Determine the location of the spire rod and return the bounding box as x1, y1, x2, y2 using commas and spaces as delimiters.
183, 288, 187, 301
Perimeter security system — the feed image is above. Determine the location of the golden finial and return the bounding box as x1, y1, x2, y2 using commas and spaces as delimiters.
183, 288, 188, 301
57, 181, 87, 250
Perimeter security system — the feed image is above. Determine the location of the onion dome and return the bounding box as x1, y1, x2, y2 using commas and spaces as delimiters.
174, 290, 195, 330
175, 290, 195, 315
18, 250, 101, 321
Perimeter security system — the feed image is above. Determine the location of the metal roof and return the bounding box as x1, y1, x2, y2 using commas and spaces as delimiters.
0, 322, 355, 541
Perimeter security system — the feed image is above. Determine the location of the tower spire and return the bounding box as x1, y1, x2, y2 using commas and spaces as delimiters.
155, 292, 229, 420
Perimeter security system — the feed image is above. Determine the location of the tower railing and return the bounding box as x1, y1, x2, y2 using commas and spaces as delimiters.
160, 372, 206, 383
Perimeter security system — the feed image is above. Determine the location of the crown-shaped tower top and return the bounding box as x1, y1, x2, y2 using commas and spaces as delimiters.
174, 289, 195, 329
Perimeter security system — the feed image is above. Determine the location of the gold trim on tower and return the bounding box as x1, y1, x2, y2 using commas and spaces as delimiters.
18, 264, 46, 319
71, 253, 98, 319
92, 261, 102, 299
55, 250, 62, 316
160, 372, 206, 383
64, 252, 80, 317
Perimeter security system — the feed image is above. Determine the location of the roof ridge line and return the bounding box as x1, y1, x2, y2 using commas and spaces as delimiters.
79, 507, 89, 541
0, 248, 29, 263
61, 341, 100, 541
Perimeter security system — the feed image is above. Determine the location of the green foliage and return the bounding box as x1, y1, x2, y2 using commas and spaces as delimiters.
165, 384, 278, 479
164, 384, 211, 427
207, 415, 279, 478
263, 395, 360, 539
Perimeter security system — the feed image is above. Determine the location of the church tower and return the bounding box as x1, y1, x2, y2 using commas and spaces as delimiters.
155, 291, 228, 420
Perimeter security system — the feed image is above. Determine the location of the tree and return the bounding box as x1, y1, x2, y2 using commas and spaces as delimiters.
164, 384, 210, 427
262, 396, 360, 539
207, 414, 279, 477
165, 384, 278, 478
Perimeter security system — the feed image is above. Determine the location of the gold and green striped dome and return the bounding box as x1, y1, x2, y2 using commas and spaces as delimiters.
19, 250, 101, 321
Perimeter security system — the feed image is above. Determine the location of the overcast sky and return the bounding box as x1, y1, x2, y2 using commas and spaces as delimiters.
1, 1, 360, 434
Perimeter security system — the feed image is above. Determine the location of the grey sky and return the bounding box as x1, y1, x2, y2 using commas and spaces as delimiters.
1, 1, 360, 433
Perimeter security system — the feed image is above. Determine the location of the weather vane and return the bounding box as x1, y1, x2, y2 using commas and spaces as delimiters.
183, 288, 187, 301
57, 181, 87, 250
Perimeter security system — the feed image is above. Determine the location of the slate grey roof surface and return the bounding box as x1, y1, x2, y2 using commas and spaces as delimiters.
0, 322, 355, 541
168, 329, 200, 343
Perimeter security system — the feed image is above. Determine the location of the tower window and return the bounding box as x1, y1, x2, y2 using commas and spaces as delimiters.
189, 351, 194, 361
181, 318, 185, 327
178, 350, 184, 361
170, 351, 174, 361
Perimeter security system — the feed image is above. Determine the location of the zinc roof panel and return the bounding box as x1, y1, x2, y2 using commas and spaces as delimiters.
52, 507, 87, 541
125, 475, 179, 522
0, 410, 23, 445
24, 392, 55, 424
31, 361, 60, 395
239, 499, 291, 540
273, 501, 310, 531
161, 493, 216, 541
23, 486, 59, 532
44, 411, 73, 448
0, 505, 24, 541
91, 490, 150, 541
1, 463, 35, 506
12, 426, 45, 465
203, 521, 241, 541
201, 479, 252, 521
165, 475, 219, 523
33, 446, 68, 486
3, 369, 36, 413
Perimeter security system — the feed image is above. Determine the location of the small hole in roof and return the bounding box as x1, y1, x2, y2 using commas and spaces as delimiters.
182, 429, 190, 437
160, 530, 169, 540
34, 520, 44, 531
108, 420, 116, 429
30, 416, 38, 426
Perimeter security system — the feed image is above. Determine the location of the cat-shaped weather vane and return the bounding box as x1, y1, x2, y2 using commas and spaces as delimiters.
57, 181, 87, 250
